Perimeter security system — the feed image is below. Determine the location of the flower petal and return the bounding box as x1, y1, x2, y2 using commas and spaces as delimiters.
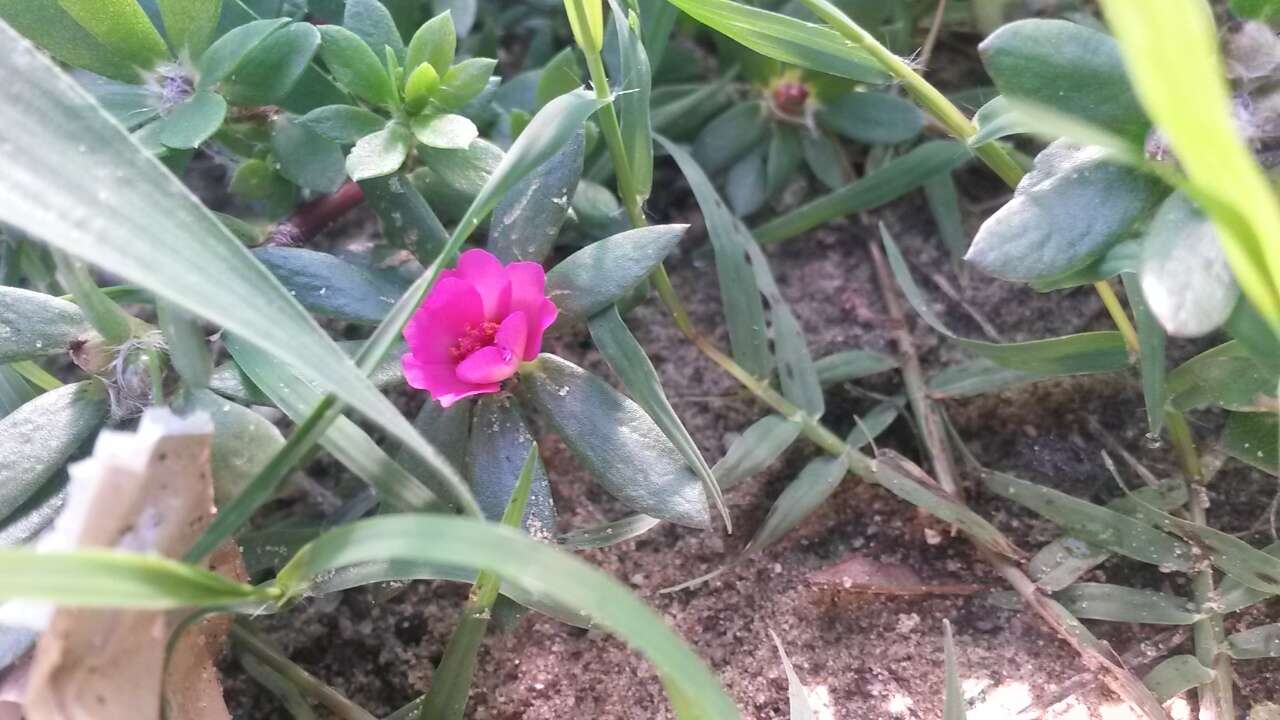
494, 311, 528, 359
519, 298, 559, 361
454, 345, 520, 384
506, 261, 548, 316
403, 277, 485, 363
456, 249, 511, 320
402, 353, 498, 407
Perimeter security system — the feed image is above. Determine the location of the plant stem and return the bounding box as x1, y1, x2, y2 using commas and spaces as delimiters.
581, 47, 646, 228
1167, 411, 1233, 719
869, 241, 961, 497
268, 181, 366, 246
415, 446, 536, 720
230, 622, 377, 720
793, 0, 1141, 354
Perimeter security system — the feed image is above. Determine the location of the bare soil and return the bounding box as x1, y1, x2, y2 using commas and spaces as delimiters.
220, 158, 1280, 719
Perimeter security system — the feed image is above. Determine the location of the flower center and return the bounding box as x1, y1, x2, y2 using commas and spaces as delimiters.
449, 321, 501, 361
771, 81, 809, 116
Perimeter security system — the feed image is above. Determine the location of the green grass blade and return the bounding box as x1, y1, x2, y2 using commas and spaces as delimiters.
0, 548, 270, 608
942, 620, 965, 720
224, 334, 441, 512
666, 0, 888, 83
273, 515, 741, 718
882, 227, 1132, 377
754, 141, 971, 245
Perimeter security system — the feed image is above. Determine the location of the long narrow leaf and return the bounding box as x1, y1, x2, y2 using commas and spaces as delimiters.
589, 306, 729, 530
274, 515, 741, 718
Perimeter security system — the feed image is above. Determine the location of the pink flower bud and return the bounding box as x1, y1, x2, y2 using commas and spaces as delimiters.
401, 249, 558, 407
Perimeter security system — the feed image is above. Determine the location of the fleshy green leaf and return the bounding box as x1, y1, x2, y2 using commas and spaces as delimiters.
412, 139, 504, 222
411, 112, 478, 150
435, 57, 497, 110
969, 95, 1035, 147
196, 18, 288, 90
545, 224, 688, 320
0, 473, 66, 547
157, 0, 221, 56
221, 22, 321, 106
487, 131, 583, 263
726, 149, 767, 217
297, 104, 386, 144
318, 24, 397, 108
818, 91, 923, 145
252, 247, 402, 324
346, 122, 413, 181
590, 306, 729, 530
692, 101, 767, 176
152, 90, 226, 149
360, 172, 449, 262
0, 381, 107, 523
535, 46, 581, 109
765, 124, 802, 200
979, 19, 1149, 144
1140, 192, 1240, 338
0, 0, 139, 82
966, 140, 1166, 282
517, 354, 711, 529
666, 0, 888, 83
405, 10, 456, 78
270, 115, 347, 193
713, 414, 801, 491
1099, 0, 1280, 326
343, 0, 405, 59
403, 61, 440, 113
0, 287, 91, 363
467, 395, 556, 537
57, 0, 169, 71
180, 389, 284, 505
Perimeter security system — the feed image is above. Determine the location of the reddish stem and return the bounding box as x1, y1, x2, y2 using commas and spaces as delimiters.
268, 181, 365, 245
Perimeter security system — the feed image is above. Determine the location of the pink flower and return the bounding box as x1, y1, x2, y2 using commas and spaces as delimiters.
402, 249, 558, 407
